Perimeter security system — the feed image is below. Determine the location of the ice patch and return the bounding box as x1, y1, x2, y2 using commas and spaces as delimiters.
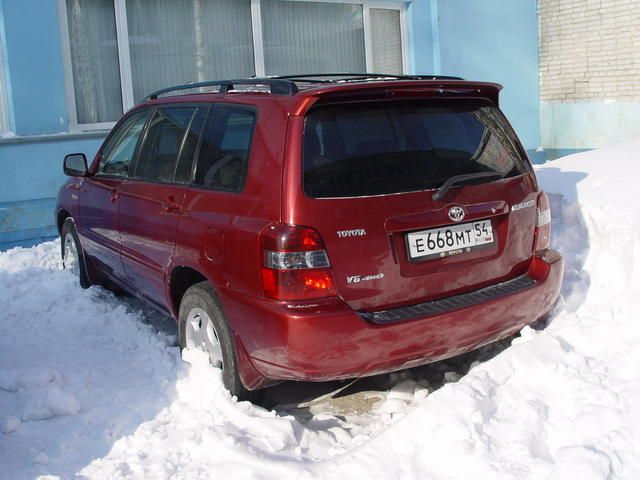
0, 369, 18, 392
21, 386, 81, 421
1, 416, 21, 434
32, 452, 49, 465
387, 379, 416, 401
19, 368, 61, 389
45, 386, 82, 417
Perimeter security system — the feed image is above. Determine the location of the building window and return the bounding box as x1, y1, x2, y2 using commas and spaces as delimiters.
126, 0, 255, 104
65, 0, 122, 125
60, 0, 407, 130
370, 8, 403, 74
261, 1, 366, 74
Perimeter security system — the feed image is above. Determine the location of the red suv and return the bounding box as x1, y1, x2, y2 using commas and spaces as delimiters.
56, 74, 563, 400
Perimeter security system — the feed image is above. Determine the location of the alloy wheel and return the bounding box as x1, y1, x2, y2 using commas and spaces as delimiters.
184, 307, 224, 369
63, 234, 80, 276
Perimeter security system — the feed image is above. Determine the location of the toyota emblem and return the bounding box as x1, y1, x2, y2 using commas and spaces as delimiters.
448, 206, 465, 222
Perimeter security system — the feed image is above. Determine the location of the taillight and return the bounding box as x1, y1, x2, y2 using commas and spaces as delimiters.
534, 191, 551, 253
260, 223, 336, 300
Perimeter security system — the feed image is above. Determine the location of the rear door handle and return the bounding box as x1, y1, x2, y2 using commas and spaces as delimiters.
110, 189, 119, 203
162, 196, 183, 213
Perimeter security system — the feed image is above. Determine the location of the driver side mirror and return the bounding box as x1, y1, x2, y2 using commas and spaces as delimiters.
63, 153, 88, 177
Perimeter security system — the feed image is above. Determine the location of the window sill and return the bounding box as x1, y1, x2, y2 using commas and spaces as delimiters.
0, 130, 110, 146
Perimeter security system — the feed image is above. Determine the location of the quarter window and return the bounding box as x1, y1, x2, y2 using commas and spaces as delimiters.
98, 110, 148, 176
61, 0, 407, 129
193, 106, 256, 192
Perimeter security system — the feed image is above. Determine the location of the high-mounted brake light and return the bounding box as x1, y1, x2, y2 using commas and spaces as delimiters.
534, 191, 551, 253
260, 223, 336, 300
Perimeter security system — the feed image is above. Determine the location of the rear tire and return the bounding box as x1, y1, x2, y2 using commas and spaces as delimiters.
178, 282, 259, 402
61, 218, 91, 289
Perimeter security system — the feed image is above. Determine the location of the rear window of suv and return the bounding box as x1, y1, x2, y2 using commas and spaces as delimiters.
302, 100, 530, 198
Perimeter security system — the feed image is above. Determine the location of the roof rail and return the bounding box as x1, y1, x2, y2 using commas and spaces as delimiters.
271, 73, 464, 82
145, 78, 298, 101
144, 74, 465, 101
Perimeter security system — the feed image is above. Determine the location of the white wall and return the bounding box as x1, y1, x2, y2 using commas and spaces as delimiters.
539, 0, 640, 150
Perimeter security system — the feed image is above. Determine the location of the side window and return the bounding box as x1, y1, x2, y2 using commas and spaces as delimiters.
193, 106, 256, 192
99, 111, 149, 176
135, 107, 206, 184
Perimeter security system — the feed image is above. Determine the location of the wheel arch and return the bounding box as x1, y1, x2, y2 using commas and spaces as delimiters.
167, 264, 269, 391
167, 265, 209, 319
56, 209, 72, 234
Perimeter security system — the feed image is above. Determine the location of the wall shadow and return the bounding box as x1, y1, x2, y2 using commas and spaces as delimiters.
534, 168, 591, 312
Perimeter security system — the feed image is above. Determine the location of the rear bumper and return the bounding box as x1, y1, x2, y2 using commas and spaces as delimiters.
221, 250, 563, 388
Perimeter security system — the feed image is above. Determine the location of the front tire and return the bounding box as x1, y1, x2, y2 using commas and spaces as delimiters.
61, 218, 91, 289
178, 282, 257, 402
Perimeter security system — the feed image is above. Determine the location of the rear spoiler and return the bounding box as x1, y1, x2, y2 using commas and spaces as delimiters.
292, 81, 503, 115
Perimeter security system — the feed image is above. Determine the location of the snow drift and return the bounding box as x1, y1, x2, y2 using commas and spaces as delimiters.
1, 140, 640, 479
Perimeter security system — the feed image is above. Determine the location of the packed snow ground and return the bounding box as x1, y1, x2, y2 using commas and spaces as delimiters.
2, 140, 640, 479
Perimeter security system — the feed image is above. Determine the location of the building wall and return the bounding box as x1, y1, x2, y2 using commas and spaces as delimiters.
0, 135, 105, 249
539, 0, 640, 154
436, 0, 541, 153
408, 0, 541, 154
0, 134, 104, 248
2, 0, 68, 135
0, 0, 106, 248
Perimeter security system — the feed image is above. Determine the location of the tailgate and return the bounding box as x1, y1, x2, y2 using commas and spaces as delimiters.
283, 98, 539, 311
299, 176, 537, 311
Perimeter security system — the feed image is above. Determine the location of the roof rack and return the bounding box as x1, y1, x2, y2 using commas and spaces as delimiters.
145, 78, 299, 100
144, 73, 465, 101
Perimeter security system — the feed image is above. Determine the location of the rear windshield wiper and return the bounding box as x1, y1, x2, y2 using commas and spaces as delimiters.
432, 171, 505, 201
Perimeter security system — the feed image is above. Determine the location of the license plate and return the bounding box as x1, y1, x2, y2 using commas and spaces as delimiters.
406, 220, 494, 260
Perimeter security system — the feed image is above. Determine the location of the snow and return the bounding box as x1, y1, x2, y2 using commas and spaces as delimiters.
2, 139, 640, 478
1, 416, 20, 434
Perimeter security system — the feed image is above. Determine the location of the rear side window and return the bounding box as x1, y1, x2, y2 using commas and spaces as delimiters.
303, 100, 529, 198
193, 106, 256, 192
134, 107, 206, 184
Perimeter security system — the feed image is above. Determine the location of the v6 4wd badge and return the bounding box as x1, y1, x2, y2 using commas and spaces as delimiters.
347, 273, 384, 284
